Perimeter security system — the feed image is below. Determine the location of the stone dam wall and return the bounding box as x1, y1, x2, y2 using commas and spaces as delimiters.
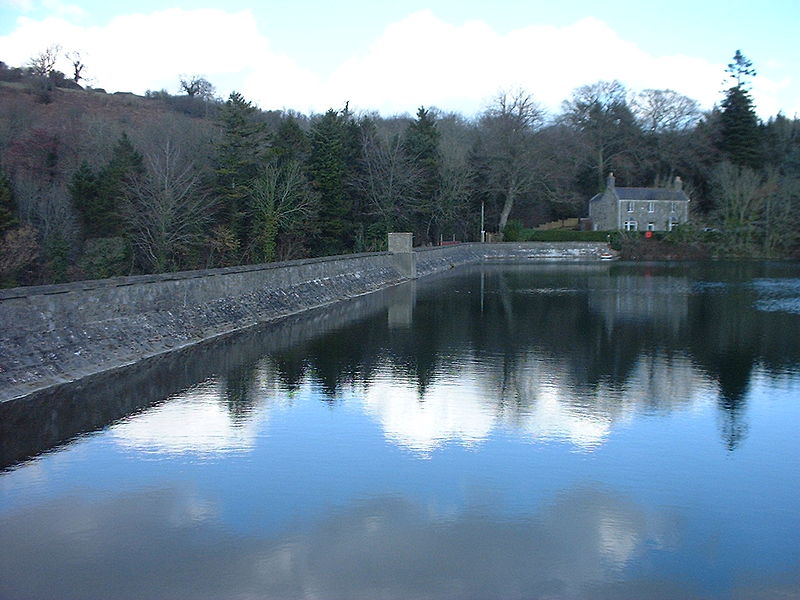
0, 241, 609, 402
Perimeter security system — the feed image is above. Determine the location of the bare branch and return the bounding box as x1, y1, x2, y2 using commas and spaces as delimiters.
122, 139, 216, 272
65, 50, 86, 84
27, 45, 61, 77
632, 89, 701, 132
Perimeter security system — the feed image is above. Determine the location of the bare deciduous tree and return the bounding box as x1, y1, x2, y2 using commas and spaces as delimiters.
123, 139, 216, 272
534, 124, 590, 222
248, 159, 317, 263
355, 127, 418, 233
712, 161, 769, 253
179, 75, 216, 99
477, 89, 544, 232
14, 178, 77, 240
432, 115, 473, 239
13, 177, 80, 282
65, 50, 86, 85
633, 89, 701, 133
713, 162, 763, 226
0, 225, 39, 284
762, 173, 799, 255
27, 45, 61, 77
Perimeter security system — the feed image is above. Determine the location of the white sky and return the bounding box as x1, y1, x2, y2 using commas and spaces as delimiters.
0, 1, 796, 119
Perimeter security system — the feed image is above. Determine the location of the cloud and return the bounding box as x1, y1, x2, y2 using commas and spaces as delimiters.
311, 11, 729, 117
0, 9, 286, 98
0, 8, 789, 117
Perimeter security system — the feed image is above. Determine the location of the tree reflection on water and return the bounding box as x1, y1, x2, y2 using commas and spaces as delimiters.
2, 262, 799, 600
2, 262, 799, 467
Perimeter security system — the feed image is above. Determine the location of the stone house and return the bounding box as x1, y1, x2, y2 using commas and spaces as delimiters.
588, 173, 690, 231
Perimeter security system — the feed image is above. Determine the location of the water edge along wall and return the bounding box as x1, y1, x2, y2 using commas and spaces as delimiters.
0, 241, 609, 403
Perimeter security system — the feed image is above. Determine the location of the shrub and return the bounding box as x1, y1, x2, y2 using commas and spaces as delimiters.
78, 237, 129, 279
526, 229, 612, 242
0, 225, 39, 287
502, 219, 524, 241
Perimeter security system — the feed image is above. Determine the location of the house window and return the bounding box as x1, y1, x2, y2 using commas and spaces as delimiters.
648, 202, 655, 213
624, 220, 638, 231
668, 220, 679, 231
647, 222, 655, 231
670, 202, 676, 213
627, 202, 634, 213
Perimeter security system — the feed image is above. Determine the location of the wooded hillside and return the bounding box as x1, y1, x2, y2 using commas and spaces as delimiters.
1, 50, 798, 286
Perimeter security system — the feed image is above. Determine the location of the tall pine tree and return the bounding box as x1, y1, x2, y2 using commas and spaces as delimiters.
270, 115, 310, 167
69, 134, 143, 240
404, 107, 441, 244
718, 50, 762, 169
93, 133, 144, 238
214, 92, 269, 252
307, 107, 360, 255
68, 161, 100, 236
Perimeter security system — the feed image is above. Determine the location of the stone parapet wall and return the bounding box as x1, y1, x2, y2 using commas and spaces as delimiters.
0, 242, 609, 402
0, 252, 405, 402
415, 242, 609, 276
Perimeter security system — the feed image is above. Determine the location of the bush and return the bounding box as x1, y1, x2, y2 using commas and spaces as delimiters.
0, 225, 39, 287
78, 237, 130, 279
502, 219, 524, 241
503, 223, 615, 243
28, 76, 54, 104
526, 229, 612, 242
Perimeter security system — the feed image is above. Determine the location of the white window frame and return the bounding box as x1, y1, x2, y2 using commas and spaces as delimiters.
647, 222, 655, 231
648, 201, 655, 213
624, 220, 638, 231
627, 202, 634, 213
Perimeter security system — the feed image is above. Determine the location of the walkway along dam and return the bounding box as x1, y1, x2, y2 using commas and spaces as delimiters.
0, 238, 610, 403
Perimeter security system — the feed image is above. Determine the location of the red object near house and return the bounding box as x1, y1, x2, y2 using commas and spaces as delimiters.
645, 231, 653, 239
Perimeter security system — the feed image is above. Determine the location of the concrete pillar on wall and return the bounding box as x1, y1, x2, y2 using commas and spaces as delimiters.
388, 232, 417, 279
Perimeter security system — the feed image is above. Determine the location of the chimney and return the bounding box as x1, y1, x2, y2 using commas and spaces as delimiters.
607, 172, 615, 190
674, 176, 683, 191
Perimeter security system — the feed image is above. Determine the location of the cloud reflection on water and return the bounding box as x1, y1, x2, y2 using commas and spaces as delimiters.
0, 482, 706, 600
360, 350, 715, 455
108, 342, 717, 459
111, 379, 274, 457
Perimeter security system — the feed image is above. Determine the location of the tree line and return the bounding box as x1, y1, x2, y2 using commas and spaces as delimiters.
0, 50, 798, 286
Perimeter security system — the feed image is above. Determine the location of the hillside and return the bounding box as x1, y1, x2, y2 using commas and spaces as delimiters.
1, 58, 798, 287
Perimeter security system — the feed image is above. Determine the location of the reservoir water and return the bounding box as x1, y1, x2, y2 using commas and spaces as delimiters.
1, 262, 799, 599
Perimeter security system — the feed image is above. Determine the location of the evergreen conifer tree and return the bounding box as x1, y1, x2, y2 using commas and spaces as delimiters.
0, 168, 17, 234
68, 161, 100, 236
214, 92, 270, 251
271, 115, 310, 166
93, 133, 144, 237
307, 107, 359, 255
719, 50, 762, 169
404, 107, 441, 244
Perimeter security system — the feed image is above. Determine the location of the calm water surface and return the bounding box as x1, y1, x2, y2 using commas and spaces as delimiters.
1, 262, 799, 600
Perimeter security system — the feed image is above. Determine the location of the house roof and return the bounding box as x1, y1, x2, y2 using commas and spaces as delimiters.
614, 187, 688, 201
